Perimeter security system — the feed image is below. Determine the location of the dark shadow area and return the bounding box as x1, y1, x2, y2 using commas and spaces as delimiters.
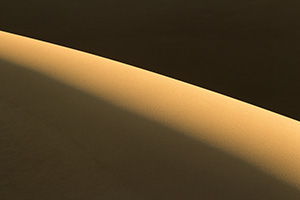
1, 59, 300, 199
1, 0, 300, 120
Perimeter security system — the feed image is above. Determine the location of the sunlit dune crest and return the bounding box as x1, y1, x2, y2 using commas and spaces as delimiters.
1, 31, 300, 197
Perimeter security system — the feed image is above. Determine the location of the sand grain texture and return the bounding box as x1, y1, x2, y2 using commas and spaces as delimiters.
1, 31, 300, 199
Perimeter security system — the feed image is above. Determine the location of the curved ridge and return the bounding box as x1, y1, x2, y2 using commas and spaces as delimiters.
0, 30, 300, 190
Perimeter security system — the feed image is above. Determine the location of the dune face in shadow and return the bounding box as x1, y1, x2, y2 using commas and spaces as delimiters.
1, 30, 300, 191
2, 0, 300, 122
1, 60, 300, 199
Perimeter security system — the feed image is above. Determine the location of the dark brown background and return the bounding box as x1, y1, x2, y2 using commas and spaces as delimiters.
1, 0, 300, 120
1, 1, 300, 199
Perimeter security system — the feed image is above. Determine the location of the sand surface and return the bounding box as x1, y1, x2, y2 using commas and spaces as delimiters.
1, 31, 300, 199
2, 0, 300, 121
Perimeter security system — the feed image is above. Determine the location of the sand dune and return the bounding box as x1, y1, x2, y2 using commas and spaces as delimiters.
1, 31, 300, 199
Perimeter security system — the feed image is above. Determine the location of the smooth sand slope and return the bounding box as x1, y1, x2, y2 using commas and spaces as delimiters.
1, 31, 300, 199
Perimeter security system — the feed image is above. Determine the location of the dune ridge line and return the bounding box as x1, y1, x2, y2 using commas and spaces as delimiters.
0, 30, 300, 189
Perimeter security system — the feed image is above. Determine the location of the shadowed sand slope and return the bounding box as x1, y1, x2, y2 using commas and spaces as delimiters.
2, 0, 300, 121
0, 31, 300, 199
1, 60, 300, 200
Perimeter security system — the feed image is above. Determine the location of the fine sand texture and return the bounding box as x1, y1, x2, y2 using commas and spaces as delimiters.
1, 31, 300, 199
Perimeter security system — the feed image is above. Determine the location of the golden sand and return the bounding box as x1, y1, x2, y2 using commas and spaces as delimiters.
1, 31, 300, 198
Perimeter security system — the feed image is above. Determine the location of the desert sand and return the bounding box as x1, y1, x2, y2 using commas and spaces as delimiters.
1, 31, 300, 199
